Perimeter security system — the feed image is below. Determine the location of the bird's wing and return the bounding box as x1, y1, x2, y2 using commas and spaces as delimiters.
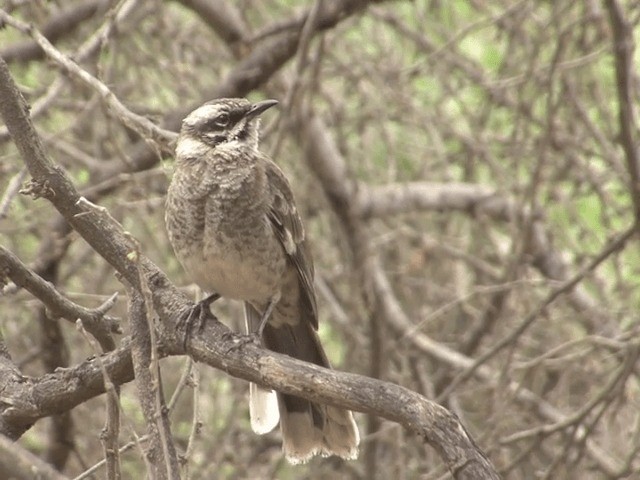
262, 156, 318, 328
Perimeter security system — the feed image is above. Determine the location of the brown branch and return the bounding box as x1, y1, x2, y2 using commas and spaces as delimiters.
75, 320, 121, 480
126, 283, 179, 479
1, 268, 502, 479
0, 9, 177, 153
0, 434, 70, 480
604, 0, 640, 225
0, 0, 105, 64
0, 340, 134, 441
182, 314, 500, 480
0, 246, 119, 351
0, 299, 501, 480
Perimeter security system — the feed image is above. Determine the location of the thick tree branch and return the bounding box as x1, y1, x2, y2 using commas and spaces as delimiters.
0, 342, 133, 440
183, 315, 499, 480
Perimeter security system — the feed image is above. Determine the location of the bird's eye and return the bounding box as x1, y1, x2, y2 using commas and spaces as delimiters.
215, 113, 230, 127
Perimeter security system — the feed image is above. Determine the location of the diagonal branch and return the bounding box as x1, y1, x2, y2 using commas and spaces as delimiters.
0, 0, 107, 64
0, 434, 70, 480
0, 245, 119, 351
0, 9, 177, 152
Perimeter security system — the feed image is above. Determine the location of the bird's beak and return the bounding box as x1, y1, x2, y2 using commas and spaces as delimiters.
245, 99, 279, 120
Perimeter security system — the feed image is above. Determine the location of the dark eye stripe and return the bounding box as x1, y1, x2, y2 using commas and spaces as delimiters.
198, 109, 246, 133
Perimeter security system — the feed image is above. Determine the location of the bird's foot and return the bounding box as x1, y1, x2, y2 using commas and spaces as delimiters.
179, 293, 221, 350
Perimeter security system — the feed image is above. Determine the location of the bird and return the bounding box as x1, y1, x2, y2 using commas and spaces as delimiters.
164, 97, 359, 464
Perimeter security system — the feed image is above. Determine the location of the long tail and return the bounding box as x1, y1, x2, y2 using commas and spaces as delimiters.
244, 303, 359, 464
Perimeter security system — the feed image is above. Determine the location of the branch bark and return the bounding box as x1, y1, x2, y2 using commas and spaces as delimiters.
604, 0, 640, 225
127, 285, 179, 479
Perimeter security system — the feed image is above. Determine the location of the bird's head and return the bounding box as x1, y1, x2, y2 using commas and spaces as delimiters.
179, 98, 278, 152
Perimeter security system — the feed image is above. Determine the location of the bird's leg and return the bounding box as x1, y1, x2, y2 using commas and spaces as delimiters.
225, 296, 279, 353
195, 292, 221, 329
255, 297, 278, 339
180, 292, 221, 350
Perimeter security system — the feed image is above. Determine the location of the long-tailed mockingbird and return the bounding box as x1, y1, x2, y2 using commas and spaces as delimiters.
165, 98, 359, 463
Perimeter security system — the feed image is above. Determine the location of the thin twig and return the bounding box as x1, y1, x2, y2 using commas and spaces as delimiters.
0, 245, 120, 350
75, 319, 122, 480
438, 224, 636, 401
181, 365, 201, 479
0, 166, 27, 219
72, 435, 150, 480
0, 8, 177, 150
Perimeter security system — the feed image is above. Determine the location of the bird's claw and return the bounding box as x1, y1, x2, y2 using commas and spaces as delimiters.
179, 293, 221, 350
